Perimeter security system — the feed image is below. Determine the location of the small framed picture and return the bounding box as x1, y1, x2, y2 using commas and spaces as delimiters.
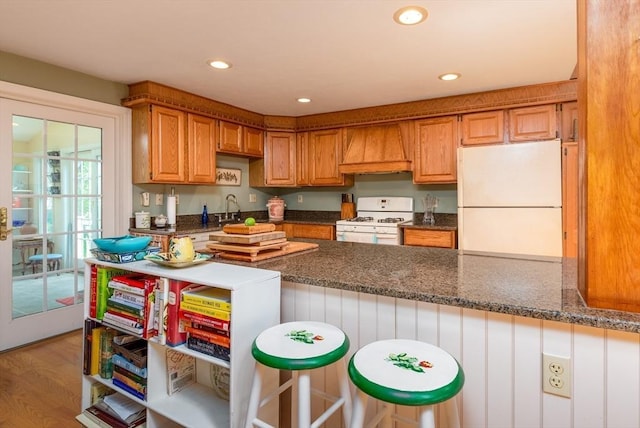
216, 168, 241, 186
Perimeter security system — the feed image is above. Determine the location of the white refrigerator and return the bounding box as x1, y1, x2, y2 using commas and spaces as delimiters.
457, 139, 562, 257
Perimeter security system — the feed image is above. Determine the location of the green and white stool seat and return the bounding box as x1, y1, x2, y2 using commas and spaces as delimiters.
245, 321, 352, 428
349, 339, 464, 428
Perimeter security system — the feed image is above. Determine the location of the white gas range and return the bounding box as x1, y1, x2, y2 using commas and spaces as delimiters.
336, 197, 414, 245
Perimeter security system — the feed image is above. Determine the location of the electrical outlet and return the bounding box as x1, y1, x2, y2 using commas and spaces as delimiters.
155, 193, 164, 205
297, 195, 303, 203
175, 194, 179, 205
249, 194, 257, 203
542, 353, 571, 398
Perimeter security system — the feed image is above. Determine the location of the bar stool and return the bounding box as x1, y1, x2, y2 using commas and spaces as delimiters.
245, 321, 352, 428
348, 339, 464, 428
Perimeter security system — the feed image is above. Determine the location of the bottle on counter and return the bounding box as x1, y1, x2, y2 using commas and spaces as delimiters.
202, 203, 209, 226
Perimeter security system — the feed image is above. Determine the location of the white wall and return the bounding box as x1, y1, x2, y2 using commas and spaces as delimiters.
282, 281, 640, 428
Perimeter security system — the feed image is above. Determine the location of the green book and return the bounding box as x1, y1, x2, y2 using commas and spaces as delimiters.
96, 267, 128, 320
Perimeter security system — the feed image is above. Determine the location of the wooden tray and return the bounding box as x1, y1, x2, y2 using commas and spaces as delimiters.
222, 223, 276, 235
217, 241, 319, 262
209, 230, 285, 244
207, 241, 289, 256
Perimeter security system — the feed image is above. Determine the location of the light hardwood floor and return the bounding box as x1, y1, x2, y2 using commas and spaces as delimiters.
0, 329, 82, 427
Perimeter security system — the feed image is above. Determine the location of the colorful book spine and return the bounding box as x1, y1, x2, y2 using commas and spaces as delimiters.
114, 364, 147, 386
83, 319, 98, 375
108, 279, 146, 296
186, 326, 230, 348
89, 382, 115, 405
99, 328, 116, 379
181, 286, 231, 311
102, 317, 144, 336
187, 336, 231, 362
179, 301, 231, 321
107, 297, 145, 318
104, 311, 143, 329
113, 371, 147, 395
112, 377, 146, 400
153, 278, 169, 344
83, 405, 131, 428
111, 289, 146, 306
96, 267, 128, 320
187, 320, 230, 338
89, 264, 98, 318
91, 326, 106, 375
179, 309, 230, 331
112, 354, 148, 378
166, 281, 201, 347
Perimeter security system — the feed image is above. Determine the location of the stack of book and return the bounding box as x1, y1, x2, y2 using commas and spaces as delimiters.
103, 274, 157, 338
179, 286, 231, 361
90, 265, 129, 320
111, 335, 148, 401
82, 391, 146, 428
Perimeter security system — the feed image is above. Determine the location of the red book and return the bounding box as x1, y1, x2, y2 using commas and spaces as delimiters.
185, 326, 230, 347
179, 309, 230, 332
110, 274, 157, 339
89, 264, 98, 318
166, 281, 201, 346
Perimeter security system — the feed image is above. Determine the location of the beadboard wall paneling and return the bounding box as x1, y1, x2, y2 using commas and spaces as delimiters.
281, 281, 640, 428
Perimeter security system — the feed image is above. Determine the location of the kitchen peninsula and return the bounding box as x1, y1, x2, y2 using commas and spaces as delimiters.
214, 240, 640, 428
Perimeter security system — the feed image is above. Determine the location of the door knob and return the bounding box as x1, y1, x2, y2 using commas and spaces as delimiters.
0, 207, 13, 240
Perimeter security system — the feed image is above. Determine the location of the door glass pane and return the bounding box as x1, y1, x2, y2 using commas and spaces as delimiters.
11, 115, 103, 318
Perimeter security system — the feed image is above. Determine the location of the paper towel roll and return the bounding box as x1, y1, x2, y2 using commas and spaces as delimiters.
167, 196, 176, 226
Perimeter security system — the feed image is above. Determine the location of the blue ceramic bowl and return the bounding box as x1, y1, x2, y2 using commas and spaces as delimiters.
93, 235, 152, 253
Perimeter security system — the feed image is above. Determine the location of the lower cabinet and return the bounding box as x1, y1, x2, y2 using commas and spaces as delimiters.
79, 259, 280, 428
403, 229, 456, 249
275, 223, 335, 240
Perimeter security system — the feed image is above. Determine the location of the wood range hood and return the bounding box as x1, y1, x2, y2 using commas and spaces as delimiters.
339, 123, 412, 174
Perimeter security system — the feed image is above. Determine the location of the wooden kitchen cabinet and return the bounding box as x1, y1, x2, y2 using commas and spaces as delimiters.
131, 105, 216, 184
307, 128, 353, 186
296, 132, 310, 186
461, 110, 504, 146
275, 223, 335, 240
249, 131, 296, 187
508, 104, 557, 142
560, 101, 578, 142
413, 116, 458, 183
562, 142, 578, 258
217, 120, 264, 157
403, 229, 456, 249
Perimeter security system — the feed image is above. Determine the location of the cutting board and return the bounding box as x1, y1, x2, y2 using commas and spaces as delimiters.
217, 241, 319, 262
222, 223, 276, 234
209, 230, 285, 244
207, 241, 289, 255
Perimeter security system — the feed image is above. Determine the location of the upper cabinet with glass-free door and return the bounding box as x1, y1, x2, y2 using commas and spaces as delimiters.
131, 104, 216, 184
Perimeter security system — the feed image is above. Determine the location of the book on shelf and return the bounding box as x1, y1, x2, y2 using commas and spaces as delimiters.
166, 281, 201, 347
180, 286, 231, 311
186, 335, 231, 362
113, 371, 147, 397
112, 377, 146, 401
99, 328, 117, 379
91, 326, 106, 376
90, 383, 116, 405
83, 395, 146, 428
89, 264, 98, 318
102, 313, 144, 336
178, 309, 230, 332
112, 354, 148, 379
84, 319, 99, 375
179, 301, 231, 321
186, 320, 230, 338
186, 326, 230, 348
96, 267, 129, 320
166, 348, 196, 395
101, 392, 146, 425
151, 278, 169, 345
114, 365, 147, 386
111, 289, 146, 307
107, 297, 145, 318
108, 274, 155, 297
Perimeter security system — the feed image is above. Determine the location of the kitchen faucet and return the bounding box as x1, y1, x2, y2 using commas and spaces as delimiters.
225, 194, 240, 220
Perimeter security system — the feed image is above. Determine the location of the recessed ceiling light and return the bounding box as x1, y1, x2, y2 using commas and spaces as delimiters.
208, 60, 232, 70
393, 6, 428, 25
297, 98, 311, 103
439, 73, 461, 81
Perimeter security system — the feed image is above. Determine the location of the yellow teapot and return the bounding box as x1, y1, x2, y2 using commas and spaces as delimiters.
168, 237, 195, 262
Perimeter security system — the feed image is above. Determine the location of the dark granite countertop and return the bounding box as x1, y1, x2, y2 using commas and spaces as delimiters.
214, 239, 640, 333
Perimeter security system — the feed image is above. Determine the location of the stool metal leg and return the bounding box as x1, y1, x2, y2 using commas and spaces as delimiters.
298, 370, 311, 428
245, 363, 265, 428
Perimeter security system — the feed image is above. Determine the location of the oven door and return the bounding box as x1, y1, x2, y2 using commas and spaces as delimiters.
336, 230, 399, 245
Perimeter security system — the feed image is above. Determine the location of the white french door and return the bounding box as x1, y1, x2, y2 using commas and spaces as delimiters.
0, 82, 131, 351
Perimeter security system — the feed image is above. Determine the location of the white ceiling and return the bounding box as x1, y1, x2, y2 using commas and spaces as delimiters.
0, 0, 577, 117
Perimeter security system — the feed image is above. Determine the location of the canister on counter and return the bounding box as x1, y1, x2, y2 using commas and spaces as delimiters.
135, 211, 150, 228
